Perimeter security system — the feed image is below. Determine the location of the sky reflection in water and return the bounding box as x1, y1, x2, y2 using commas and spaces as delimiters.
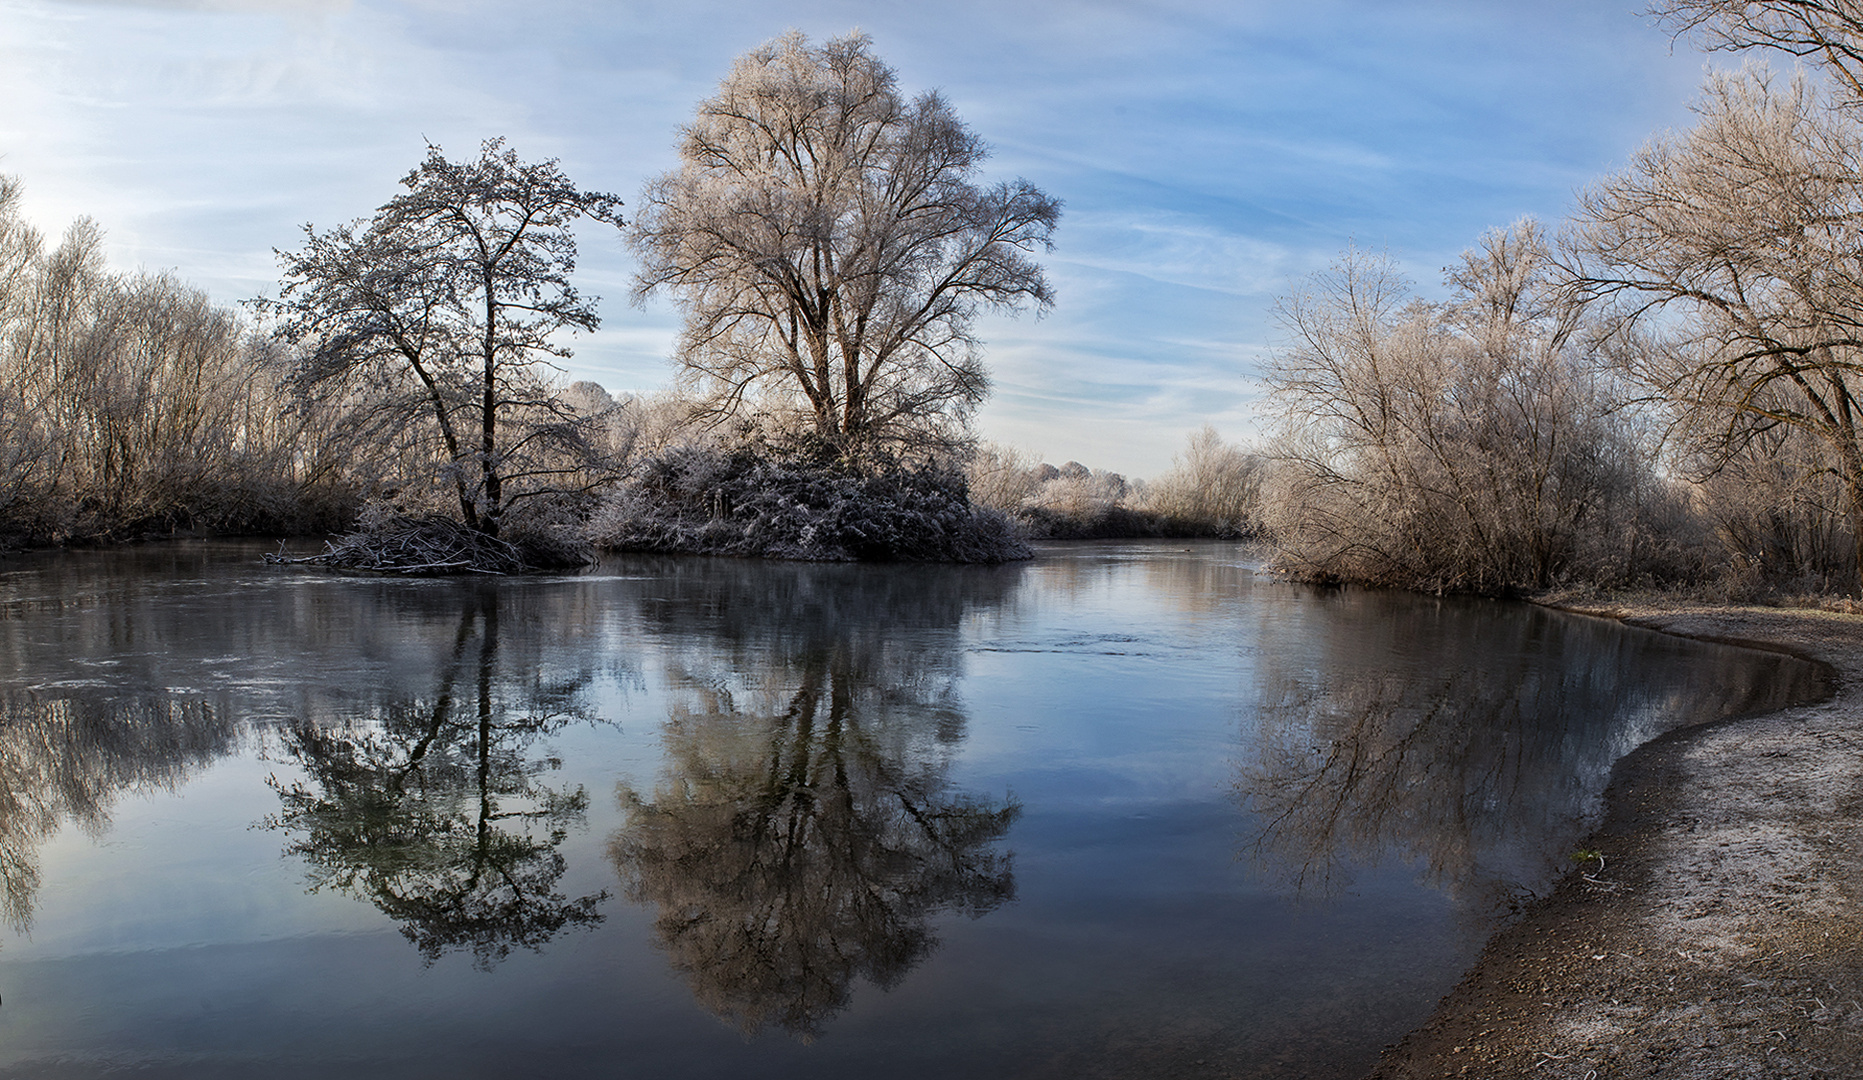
0, 541, 1824, 1079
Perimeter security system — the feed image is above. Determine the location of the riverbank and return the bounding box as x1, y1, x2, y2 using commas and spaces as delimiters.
1365, 599, 1863, 1079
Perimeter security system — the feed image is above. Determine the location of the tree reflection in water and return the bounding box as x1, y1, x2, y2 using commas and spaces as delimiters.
608, 560, 1021, 1039
0, 692, 234, 930
1242, 667, 1556, 908
266, 587, 606, 969
1236, 597, 1821, 910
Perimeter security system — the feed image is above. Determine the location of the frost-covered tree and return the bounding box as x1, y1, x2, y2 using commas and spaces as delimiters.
1565, 66, 1863, 587
1266, 224, 1658, 593
631, 32, 1060, 455
1652, 0, 1863, 101
261, 140, 624, 538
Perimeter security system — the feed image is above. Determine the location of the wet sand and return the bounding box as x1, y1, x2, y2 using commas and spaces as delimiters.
1366, 601, 1863, 1079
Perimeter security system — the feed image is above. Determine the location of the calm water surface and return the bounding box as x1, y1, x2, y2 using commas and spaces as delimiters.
0, 540, 1825, 1079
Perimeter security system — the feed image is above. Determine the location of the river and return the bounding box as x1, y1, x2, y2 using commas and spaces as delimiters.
0, 540, 1824, 1078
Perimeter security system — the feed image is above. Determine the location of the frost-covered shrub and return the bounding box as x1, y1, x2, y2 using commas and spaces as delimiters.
1689, 427, 1856, 597
965, 443, 1043, 516
966, 452, 1147, 539
1263, 230, 1701, 595
1141, 427, 1266, 538
1014, 488, 1162, 540
594, 446, 1030, 564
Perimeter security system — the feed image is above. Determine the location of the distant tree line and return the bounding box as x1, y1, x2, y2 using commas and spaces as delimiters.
963, 428, 1266, 541
0, 177, 359, 544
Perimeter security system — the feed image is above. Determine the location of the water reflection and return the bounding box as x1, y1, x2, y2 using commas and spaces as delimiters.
0, 542, 1835, 1079
0, 691, 234, 928
607, 560, 1022, 1039
265, 588, 607, 969
1237, 596, 1824, 907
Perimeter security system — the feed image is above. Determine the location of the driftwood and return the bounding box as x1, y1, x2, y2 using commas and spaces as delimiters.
265, 515, 529, 575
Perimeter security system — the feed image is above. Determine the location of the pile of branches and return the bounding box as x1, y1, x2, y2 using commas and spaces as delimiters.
594, 445, 1031, 564
266, 514, 534, 575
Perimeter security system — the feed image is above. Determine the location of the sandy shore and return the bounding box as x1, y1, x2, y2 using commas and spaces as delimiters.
1365, 601, 1863, 1079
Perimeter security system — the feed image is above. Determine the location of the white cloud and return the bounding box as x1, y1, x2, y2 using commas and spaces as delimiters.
1053, 213, 1293, 297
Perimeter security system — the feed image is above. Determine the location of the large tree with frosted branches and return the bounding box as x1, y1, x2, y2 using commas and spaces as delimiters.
631, 32, 1061, 456
1651, 0, 1863, 100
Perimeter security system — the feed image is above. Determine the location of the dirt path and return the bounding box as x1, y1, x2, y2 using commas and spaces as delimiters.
1366, 602, 1863, 1079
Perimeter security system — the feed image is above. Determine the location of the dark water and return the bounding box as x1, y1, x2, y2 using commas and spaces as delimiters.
0, 541, 1824, 1079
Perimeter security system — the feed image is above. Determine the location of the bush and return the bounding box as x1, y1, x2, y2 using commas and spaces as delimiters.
1690, 426, 1856, 596
593, 446, 1030, 564
1262, 228, 1695, 596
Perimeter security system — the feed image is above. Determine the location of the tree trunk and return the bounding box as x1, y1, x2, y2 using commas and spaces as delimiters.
479, 291, 500, 538
1844, 462, 1863, 596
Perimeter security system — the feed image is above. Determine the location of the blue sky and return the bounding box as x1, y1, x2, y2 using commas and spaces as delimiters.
0, 0, 1715, 476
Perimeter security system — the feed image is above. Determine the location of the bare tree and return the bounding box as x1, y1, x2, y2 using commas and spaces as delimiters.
0, 177, 42, 334
631, 32, 1060, 455
1265, 225, 1662, 593
1142, 426, 1265, 537
0, 177, 52, 521
1564, 65, 1863, 586
1652, 0, 1863, 101
261, 139, 625, 538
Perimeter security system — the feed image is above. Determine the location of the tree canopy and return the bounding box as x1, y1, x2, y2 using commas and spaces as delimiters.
1565, 65, 1863, 586
631, 32, 1060, 456
261, 140, 624, 538
1652, 0, 1863, 101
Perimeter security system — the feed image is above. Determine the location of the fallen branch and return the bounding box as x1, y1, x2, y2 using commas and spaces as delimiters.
264, 516, 529, 575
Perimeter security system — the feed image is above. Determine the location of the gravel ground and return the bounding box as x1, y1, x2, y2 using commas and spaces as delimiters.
1366, 601, 1863, 1080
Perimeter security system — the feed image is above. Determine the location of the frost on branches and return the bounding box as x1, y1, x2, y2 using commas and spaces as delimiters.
594, 447, 1029, 564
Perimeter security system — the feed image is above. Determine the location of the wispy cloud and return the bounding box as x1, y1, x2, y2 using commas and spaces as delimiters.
0, 0, 1718, 474
1054, 212, 1295, 297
